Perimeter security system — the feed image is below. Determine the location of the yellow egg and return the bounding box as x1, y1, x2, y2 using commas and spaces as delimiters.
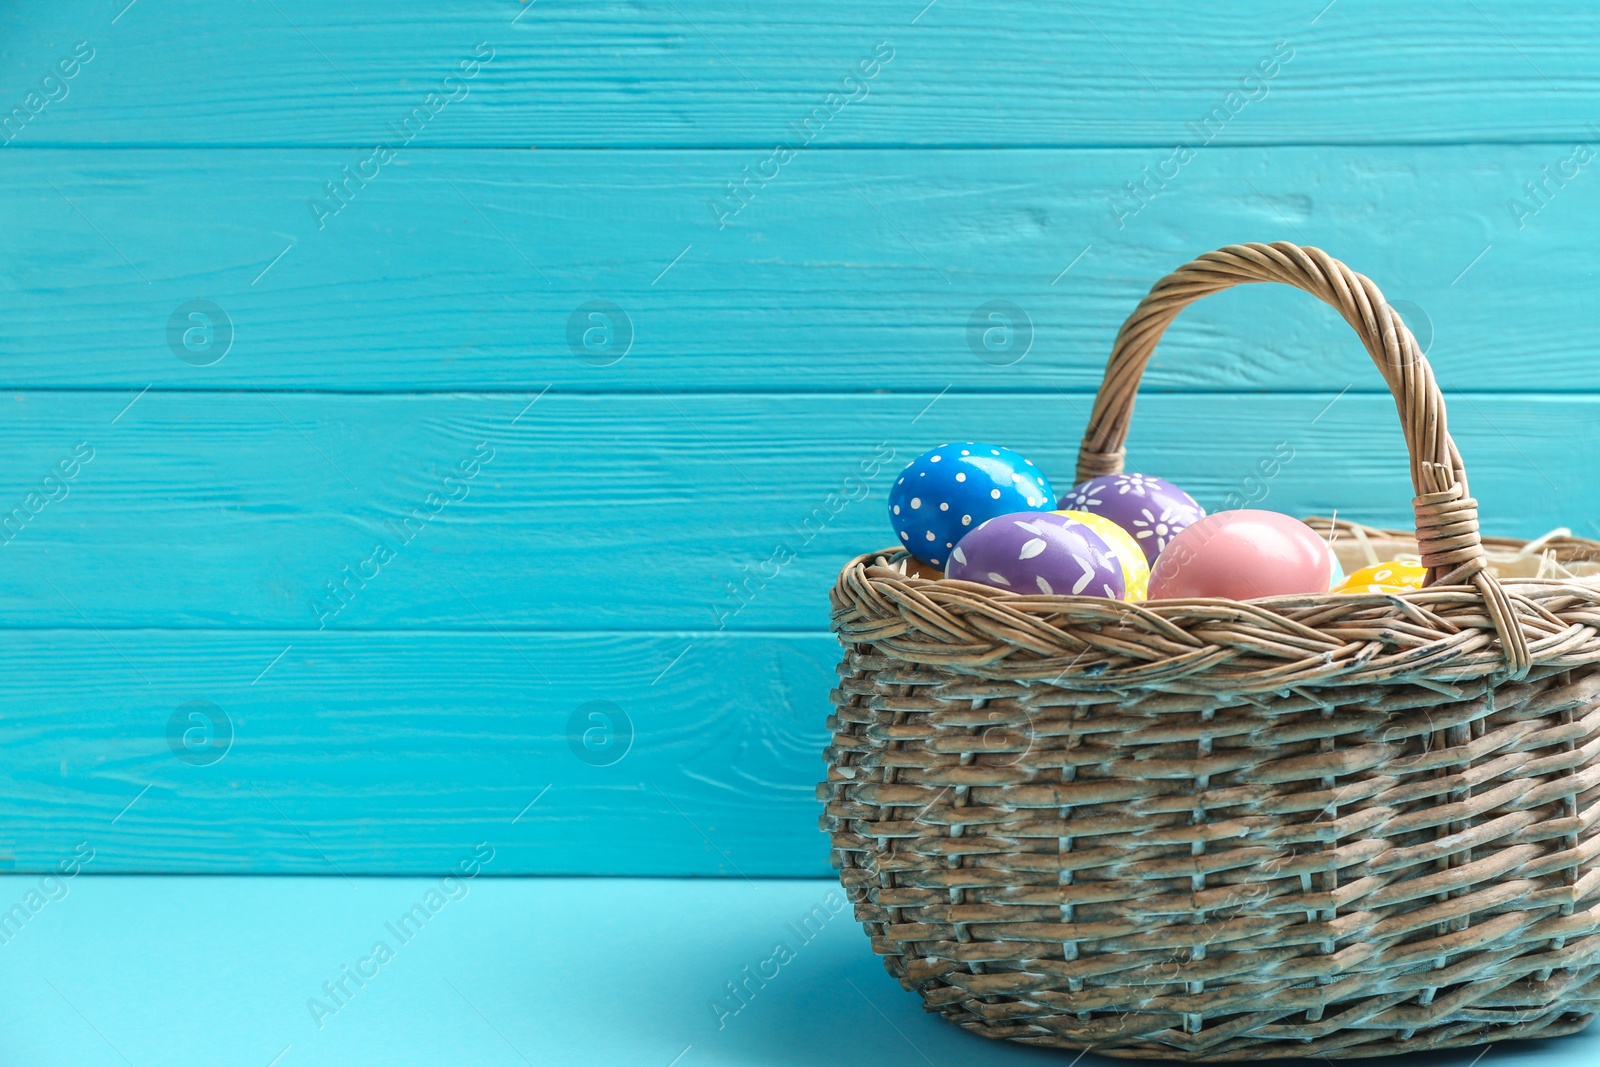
1053, 510, 1150, 600
1334, 559, 1427, 595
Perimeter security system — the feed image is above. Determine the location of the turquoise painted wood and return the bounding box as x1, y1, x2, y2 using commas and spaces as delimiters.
4, 3, 1600, 876
4, 873, 1596, 1065
0, 391, 1588, 634
0, 630, 840, 876
0, 146, 1596, 392
3, 2, 1600, 147
0, 391, 1590, 873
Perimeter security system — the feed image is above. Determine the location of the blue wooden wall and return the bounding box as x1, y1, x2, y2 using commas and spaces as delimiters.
2, 1, 1598, 876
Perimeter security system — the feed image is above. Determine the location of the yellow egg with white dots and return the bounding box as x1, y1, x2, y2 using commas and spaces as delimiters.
1334, 559, 1428, 594
1053, 510, 1150, 600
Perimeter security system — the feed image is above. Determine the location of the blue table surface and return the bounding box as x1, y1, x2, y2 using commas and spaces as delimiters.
1, 874, 1592, 1067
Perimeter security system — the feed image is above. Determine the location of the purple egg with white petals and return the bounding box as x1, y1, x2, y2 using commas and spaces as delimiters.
947, 512, 1125, 598
1057, 473, 1204, 565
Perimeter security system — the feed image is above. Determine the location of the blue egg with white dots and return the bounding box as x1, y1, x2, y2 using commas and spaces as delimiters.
888, 442, 1055, 568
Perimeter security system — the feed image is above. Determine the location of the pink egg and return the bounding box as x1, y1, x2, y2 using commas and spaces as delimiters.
1147, 510, 1333, 600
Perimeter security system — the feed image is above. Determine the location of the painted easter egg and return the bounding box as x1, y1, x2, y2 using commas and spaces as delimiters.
889, 443, 1054, 568
947, 512, 1124, 598
1327, 544, 1346, 590
1147, 510, 1332, 600
1057, 473, 1204, 565
1054, 509, 1150, 600
1335, 559, 1428, 595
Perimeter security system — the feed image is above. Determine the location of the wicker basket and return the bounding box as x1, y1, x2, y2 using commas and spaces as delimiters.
820, 242, 1600, 1060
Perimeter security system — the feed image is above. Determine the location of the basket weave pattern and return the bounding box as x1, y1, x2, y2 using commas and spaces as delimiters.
820, 244, 1600, 1059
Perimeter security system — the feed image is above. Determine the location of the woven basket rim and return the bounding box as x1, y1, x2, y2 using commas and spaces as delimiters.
832, 520, 1600, 692
852, 516, 1600, 604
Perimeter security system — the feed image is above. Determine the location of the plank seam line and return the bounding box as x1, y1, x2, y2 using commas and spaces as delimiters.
7, 140, 1600, 150
0, 388, 1587, 399
0, 627, 841, 636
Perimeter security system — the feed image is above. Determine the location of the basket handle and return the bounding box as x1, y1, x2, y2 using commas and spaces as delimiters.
1075, 241, 1531, 678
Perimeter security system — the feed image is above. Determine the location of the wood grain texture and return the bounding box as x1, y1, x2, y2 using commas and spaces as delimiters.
0, 630, 840, 875
0, 391, 1591, 633
2, 147, 1595, 391
2, 1, 1600, 147
4, 4, 1599, 879
9, 383, 1591, 874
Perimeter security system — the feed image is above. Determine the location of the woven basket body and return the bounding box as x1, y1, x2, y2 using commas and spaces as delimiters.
820, 244, 1600, 1060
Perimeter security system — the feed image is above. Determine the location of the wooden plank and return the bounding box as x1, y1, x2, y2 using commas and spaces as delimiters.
4, 2, 1600, 147
3, 146, 1598, 391
0, 629, 843, 876
0, 390, 1592, 632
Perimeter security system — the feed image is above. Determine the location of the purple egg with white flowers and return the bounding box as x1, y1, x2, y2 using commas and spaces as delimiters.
1057, 473, 1204, 565
947, 512, 1124, 598
889, 443, 1054, 568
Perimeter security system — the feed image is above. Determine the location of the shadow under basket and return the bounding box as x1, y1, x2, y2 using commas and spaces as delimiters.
819, 243, 1600, 1060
